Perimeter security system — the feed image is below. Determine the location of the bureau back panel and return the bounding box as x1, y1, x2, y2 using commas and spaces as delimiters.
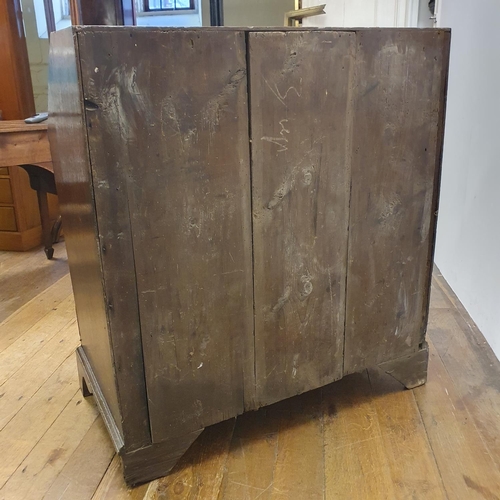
344, 30, 450, 373
249, 31, 354, 407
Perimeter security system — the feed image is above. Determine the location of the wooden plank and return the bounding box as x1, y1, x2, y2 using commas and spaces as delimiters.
77, 27, 152, 451
367, 368, 447, 499
0, 225, 42, 252
0, 354, 80, 488
49, 27, 124, 440
249, 30, 355, 407
218, 408, 281, 499
0, 121, 47, 133
0, 392, 98, 500
323, 373, 397, 499
413, 341, 500, 499
42, 418, 115, 500
0, 273, 72, 352
0, 178, 14, 204
0, 319, 79, 430
150, 419, 235, 499
428, 278, 500, 471
0, 294, 75, 385
0, 130, 51, 168
344, 29, 451, 373
0, 206, 16, 231
269, 389, 325, 499
78, 28, 254, 441
0, 245, 68, 324
91, 455, 149, 500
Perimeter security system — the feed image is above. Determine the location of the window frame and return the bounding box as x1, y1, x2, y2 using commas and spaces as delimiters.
141, 0, 197, 15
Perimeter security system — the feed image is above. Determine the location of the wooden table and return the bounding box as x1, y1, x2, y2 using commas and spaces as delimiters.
0, 120, 60, 258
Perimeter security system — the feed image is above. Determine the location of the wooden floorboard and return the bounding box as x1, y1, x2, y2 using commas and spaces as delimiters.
1, 246, 500, 499
0, 244, 68, 323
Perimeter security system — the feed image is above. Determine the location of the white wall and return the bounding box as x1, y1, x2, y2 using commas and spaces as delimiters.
435, 0, 500, 357
302, 0, 419, 27
223, 0, 294, 27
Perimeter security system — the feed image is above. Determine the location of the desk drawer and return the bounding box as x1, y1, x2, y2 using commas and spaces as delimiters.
0, 178, 14, 204
0, 207, 17, 231
0, 167, 9, 176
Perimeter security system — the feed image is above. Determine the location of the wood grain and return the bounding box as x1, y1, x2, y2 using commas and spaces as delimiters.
250, 30, 354, 407
368, 368, 447, 499
0, 320, 79, 431
0, 392, 98, 500
218, 408, 281, 499
0, 355, 79, 489
42, 418, 115, 500
77, 28, 254, 441
269, 390, 325, 500
151, 419, 235, 499
2, 245, 500, 499
0, 294, 75, 385
0, 130, 51, 168
78, 27, 152, 451
323, 373, 398, 499
0, 207, 17, 231
91, 455, 149, 500
344, 29, 450, 373
49, 27, 124, 440
429, 275, 500, 472
414, 341, 500, 499
0, 273, 71, 352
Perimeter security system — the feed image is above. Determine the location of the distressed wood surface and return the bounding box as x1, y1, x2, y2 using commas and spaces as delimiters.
48, 28, 123, 438
78, 28, 152, 451
250, 30, 355, 407
344, 29, 450, 373
47, 27, 452, 485
78, 29, 254, 441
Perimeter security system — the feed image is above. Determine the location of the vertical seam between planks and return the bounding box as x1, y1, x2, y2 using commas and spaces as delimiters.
244, 30, 258, 409
341, 31, 358, 377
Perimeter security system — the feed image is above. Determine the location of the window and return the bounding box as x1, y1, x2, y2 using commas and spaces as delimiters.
33, 0, 71, 39
135, 0, 201, 27
145, 0, 195, 12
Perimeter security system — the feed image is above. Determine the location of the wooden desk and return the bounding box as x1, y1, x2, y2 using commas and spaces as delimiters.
0, 120, 59, 257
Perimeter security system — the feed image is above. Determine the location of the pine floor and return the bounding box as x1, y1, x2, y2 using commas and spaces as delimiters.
1, 243, 500, 499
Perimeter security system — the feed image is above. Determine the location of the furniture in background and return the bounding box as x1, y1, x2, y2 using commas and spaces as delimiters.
0, 0, 59, 252
48, 26, 450, 485
0, 121, 60, 257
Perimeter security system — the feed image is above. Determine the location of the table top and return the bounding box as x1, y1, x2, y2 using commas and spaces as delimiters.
0, 120, 48, 134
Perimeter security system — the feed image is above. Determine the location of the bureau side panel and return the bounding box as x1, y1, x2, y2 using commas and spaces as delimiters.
47, 28, 123, 437
344, 29, 450, 373
77, 28, 151, 451
250, 31, 355, 406
77, 29, 254, 441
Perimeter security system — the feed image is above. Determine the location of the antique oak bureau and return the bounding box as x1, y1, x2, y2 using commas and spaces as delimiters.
48, 27, 450, 485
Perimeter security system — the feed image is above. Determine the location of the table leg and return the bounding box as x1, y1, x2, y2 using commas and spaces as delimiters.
36, 188, 54, 259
